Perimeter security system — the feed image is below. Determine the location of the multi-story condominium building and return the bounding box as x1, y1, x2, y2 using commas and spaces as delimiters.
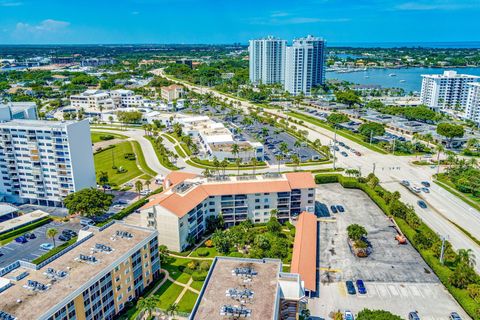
0, 222, 161, 320
465, 82, 480, 125
0, 119, 95, 206
284, 36, 326, 96
80, 58, 116, 67
420, 70, 480, 111
249, 36, 287, 85
0, 102, 37, 121
139, 171, 316, 252
189, 257, 306, 320
70, 89, 143, 111
175, 115, 264, 162
160, 84, 184, 102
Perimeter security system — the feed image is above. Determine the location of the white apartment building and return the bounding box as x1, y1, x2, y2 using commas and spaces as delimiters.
175, 115, 264, 161
420, 70, 480, 111
465, 83, 480, 125
70, 89, 143, 110
284, 36, 326, 96
0, 119, 95, 206
140, 171, 316, 251
249, 36, 287, 85
0, 102, 37, 121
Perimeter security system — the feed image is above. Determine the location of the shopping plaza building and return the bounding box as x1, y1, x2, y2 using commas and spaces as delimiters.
0, 222, 160, 320
140, 171, 316, 252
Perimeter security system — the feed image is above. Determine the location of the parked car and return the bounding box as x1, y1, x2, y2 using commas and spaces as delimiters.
59, 234, 71, 242
336, 205, 345, 213
330, 205, 338, 214
40, 243, 54, 251
421, 181, 431, 187
345, 280, 356, 295
15, 236, 27, 244
408, 311, 420, 320
418, 200, 427, 209
80, 218, 94, 226
344, 310, 355, 320
62, 229, 77, 237
449, 312, 462, 320
356, 279, 367, 294
24, 233, 36, 239
140, 189, 151, 196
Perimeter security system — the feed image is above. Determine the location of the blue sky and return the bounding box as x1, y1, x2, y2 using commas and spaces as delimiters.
0, 0, 479, 44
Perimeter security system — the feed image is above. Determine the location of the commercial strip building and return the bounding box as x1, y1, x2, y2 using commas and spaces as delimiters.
175, 115, 264, 162
420, 70, 480, 112
189, 257, 307, 320
249, 35, 326, 96
70, 89, 144, 110
0, 222, 160, 320
249, 36, 287, 85
139, 171, 316, 252
290, 212, 318, 298
0, 119, 95, 206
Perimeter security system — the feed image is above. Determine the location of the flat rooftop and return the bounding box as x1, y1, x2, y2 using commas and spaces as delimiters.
0, 119, 79, 129
0, 222, 156, 320
0, 210, 48, 234
190, 258, 282, 320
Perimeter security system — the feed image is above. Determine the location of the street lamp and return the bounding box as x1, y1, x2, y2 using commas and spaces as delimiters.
332, 127, 337, 170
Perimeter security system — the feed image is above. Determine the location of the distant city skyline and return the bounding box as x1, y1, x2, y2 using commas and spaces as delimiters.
0, 0, 479, 45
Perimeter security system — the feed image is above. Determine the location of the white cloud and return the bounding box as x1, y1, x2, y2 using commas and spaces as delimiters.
15, 19, 70, 34
250, 15, 349, 25
395, 1, 480, 11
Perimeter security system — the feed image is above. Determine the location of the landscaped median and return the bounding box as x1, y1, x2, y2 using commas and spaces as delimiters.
315, 173, 480, 318
144, 135, 179, 170
286, 111, 388, 154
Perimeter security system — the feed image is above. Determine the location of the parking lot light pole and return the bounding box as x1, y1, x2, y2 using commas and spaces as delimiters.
332, 127, 337, 170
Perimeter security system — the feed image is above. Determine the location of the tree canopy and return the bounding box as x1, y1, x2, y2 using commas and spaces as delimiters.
358, 122, 385, 138
327, 112, 349, 125
357, 309, 402, 320
335, 90, 362, 107
436, 123, 465, 141
64, 188, 113, 217
347, 224, 368, 241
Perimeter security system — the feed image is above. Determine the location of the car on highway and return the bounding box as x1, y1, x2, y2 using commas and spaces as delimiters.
344, 310, 354, 320
341, 151, 348, 157
330, 205, 338, 214
345, 280, 356, 295
421, 187, 430, 193
421, 181, 431, 187
15, 236, 27, 244
40, 243, 54, 251
408, 311, 420, 320
401, 180, 410, 187
356, 279, 367, 294
336, 205, 345, 213
449, 312, 462, 320
418, 200, 428, 209
411, 186, 421, 193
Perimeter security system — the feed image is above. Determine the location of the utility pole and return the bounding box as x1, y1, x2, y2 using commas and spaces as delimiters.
440, 235, 447, 265
332, 127, 337, 170
369, 130, 373, 145
372, 163, 376, 175
392, 138, 396, 155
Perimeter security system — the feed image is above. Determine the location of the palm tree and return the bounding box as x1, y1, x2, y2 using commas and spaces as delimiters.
435, 144, 445, 175
202, 168, 211, 178
275, 154, 283, 173
46, 228, 58, 247
212, 157, 220, 177
291, 154, 300, 171
220, 159, 228, 177
235, 157, 242, 176
137, 296, 160, 319
135, 180, 143, 197
231, 143, 239, 161
167, 303, 179, 320
251, 157, 258, 175
456, 249, 476, 268
294, 140, 302, 155
144, 179, 151, 192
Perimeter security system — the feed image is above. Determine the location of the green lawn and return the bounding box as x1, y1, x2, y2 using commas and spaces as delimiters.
94, 142, 143, 186
177, 291, 199, 313
190, 245, 218, 258
131, 141, 156, 177
176, 272, 192, 284
435, 176, 480, 213
154, 281, 184, 310
91, 131, 128, 143
174, 145, 187, 158
190, 280, 204, 291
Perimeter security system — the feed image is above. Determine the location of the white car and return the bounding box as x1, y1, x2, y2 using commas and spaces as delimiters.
40, 243, 54, 251
140, 189, 151, 196
344, 310, 355, 320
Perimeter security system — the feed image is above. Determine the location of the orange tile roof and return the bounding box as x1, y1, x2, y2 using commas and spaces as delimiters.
285, 172, 316, 189
291, 211, 317, 292
142, 172, 316, 217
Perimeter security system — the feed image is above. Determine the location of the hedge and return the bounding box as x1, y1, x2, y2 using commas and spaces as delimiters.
0, 217, 52, 240
315, 174, 480, 318
32, 237, 77, 264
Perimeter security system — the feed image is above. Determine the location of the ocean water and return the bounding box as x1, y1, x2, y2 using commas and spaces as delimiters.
326, 67, 480, 92
328, 42, 480, 49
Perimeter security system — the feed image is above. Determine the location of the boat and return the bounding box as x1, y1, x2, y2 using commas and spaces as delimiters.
400, 80, 406, 83
389, 73, 397, 77
364, 76, 369, 78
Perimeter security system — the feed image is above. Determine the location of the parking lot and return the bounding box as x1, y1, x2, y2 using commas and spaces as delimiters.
0, 220, 82, 268
309, 184, 469, 319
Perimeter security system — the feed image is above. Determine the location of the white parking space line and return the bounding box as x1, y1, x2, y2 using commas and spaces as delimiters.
398, 285, 409, 297
376, 284, 390, 298
30, 253, 42, 258
2, 246, 15, 251
409, 285, 423, 297
388, 284, 399, 296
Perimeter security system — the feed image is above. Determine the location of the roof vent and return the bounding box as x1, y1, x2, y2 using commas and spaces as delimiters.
116, 230, 133, 239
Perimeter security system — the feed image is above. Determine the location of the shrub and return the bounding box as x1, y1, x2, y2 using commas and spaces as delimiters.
99, 134, 114, 141
192, 271, 208, 281
199, 261, 210, 272
0, 217, 52, 241
196, 248, 209, 257
204, 239, 213, 247
315, 174, 339, 184
228, 252, 244, 258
